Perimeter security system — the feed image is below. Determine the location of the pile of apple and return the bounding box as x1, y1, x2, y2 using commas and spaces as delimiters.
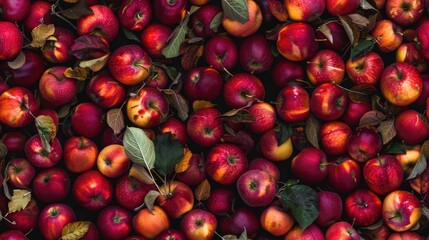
2, 0, 429, 239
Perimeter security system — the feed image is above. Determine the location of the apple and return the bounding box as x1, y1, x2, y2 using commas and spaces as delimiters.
396, 42, 427, 73
97, 144, 130, 178
386, 0, 425, 26
25, 135, 62, 168
117, 0, 151, 31
291, 147, 328, 184
140, 23, 172, 58
341, 100, 372, 127
41, 26, 75, 63
0, 87, 40, 128
328, 155, 362, 193
310, 82, 347, 121
186, 107, 224, 147
315, 21, 349, 52
6, 158, 35, 188
76, 4, 119, 42
206, 143, 248, 185
346, 51, 385, 85
325, 221, 361, 240
0, 21, 24, 61
71, 102, 105, 138
360, 223, 391, 240
271, 59, 304, 88
38, 203, 76, 240
416, 20, 429, 60
5, 198, 39, 234
220, 207, 259, 238
176, 153, 206, 186
307, 50, 345, 86
284, 224, 324, 240
86, 72, 127, 109
33, 167, 70, 204
159, 117, 189, 146
133, 206, 170, 239
97, 206, 132, 240
347, 126, 383, 162
115, 174, 156, 211
0, 230, 29, 240
260, 205, 294, 237
396, 145, 423, 175
239, 34, 274, 74
180, 209, 217, 240
81, 222, 100, 240
319, 121, 352, 156
63, 136, 98, 173
204, 35, 238, 72
259, 128, 294, 161
145, 65, 169, 89
388, 231, 425, 240
191, 5, 222, 38
126, 87, 169, 128
276, 84, 310, 123
157, 180, 195, 218
316, 191, 343, 227
72, 170, 114, 211
416, 75, 429, 105
1, 131, 27, 154
237, 169, 276, 207
206, 188, 234, 216
371, 20, 403, 53
344, 188, 382, 227
184, 67, 223, 102
23, 1, 52, 33
326, 0, 360, 15
395, 110, 429, 145
277, 22, 318, 62
156, 229, 186, 240
0, 0, 31, 22
248, 158, 280, 182
284, 0, 325, 22
247, 102, 276, 135
363, 155, 404, 195
39, 66, 78, 106
382, 190, 422, 232
154, 0, 187, 26
223, 73, 265, 109
222, 0, 262, 38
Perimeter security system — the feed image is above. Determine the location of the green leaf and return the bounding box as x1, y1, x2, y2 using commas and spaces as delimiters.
162, 15, 190, 58
221, 0, 249, 24
210, 12, 223, 31
275, 121, 292, 145
386, 141, 407, 154
124, 127, 156, 170
239, 229, 247, 240
350, 38, 375, 60
407, 154, 427, 180
279, 184, 319, 230
154, 132, 184, 177
144, 190, 161, 213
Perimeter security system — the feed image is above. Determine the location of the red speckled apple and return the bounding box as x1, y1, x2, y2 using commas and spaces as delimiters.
277, 22, 318, 62
344, 189, 382, 227
76, 5, 119, 42
363, 155, 404, 195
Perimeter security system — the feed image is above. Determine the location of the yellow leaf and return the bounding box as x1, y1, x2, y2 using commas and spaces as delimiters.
106, 108, 125, 135
30, 24, 55, 48
129, 163, 154, 185
63, 0, 79, 3
61, 221, 91, 240
78, 54, 109, 72
175, 148, 193, 173
195, 179, 211, 201
64, 67, 89, 81
8, 189, 31, 213
192, 100, 217, 111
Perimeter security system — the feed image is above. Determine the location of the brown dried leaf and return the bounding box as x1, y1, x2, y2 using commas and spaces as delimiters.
195, 179, 211, 201
348, 13, 370, 29
221, 109, 254, 123
181, 44, 204, 71
422, 140, 429, 159
359, 110, 386, 126
192, 100, 217, 111
129, 163, 154, 185
57, 97, 78, 118
7, 52, 26, 70
175, 148, 193, 173
60, 0, 94, 19
78, 54, 109, 72
348, 84, 376, 103
268, 0, 288, 22
61, 221, 91, 240
163, 90, 189, 121
30, 24, 55, 48
35, 115, 57, 153
377, 119, 396, 145
64, 67, 89, 81
317, 22, 334, 44
0, 141, 7, 160
106, 108, 125, 135
8, 189, 31, 213
339, 15, 360, 45
305, 114, 320, 149
407, 154, 427, 180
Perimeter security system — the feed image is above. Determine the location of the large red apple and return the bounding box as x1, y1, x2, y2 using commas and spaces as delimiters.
157, 180, 195, 219
0, 21, 24, 60
237, 169, 276, 207
395, 109, 429, 145
154, 0, 187, 26
277, 22, 318, 62
86, 72, 127, 109
310, 83, 347, 121
97, 206, 133, 240
76, 4, 119, 42
71, 102, 105, 138
291, 147, 328, 184
38, 203, 76, 240
204, 35, 238, 72
316, 191, 343, 227
0, 87, 39, 128
223, 73, 265, 109
382, 190, 422, 232
33, 167, 71, 204
328, 155, 362, 193
239, 34, 274, 74
5, 198, 39, 234
97, 144, 130, 178
39, 66, 78, 106
347, 127, 383, 163
346, 51, 384, 85
344, 189, 382, 227
307, 50, 345, 85
63, 136, 99, 173
117, 0, 152, 31
363, 155, 404, 195
184, 67, 223, 102
186, 107, 224, 147
319, 121, 352, 156
276, 84, 310, 123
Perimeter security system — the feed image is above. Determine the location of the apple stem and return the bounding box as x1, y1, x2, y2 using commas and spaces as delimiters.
334, 83, 367, 96
223, 67, 234, 77
133, 202, 146, 212
50, 1, 77, 30
25, 228, 33, 236
0, 213, 16, 225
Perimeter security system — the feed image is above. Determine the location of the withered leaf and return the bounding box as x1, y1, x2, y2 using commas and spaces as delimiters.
220, 109, 254, 123
193, 100, 217, 111
377, 119, 396, 145
8, 189, 31, 213
305, 114, 320, 149
348, 84, 376, 103
60, 0, 94, 19
7, 52, 26, 70
175, 148, 193, 173
106, 108, 125, 135
144, 190, 161, 213
339, 15, 360, 45
64, 67, 89, 81
30, 24, 55, 48
180, 43, 204, 71
407, 154, 427, 180
61, 221, 91, 240
70, 34, 110, 60
129, 163, 154, 185
195, 179, 211, 201
163, 90, 189, 121
359, 110, 386, 126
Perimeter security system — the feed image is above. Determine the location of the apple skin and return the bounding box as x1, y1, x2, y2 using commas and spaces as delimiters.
319, 121, 352, 156
97, 144, 130, 178
72, 170, 114, 211
38, 204, 76, 240
86, 72, 127, 109
204, 35, 238, 72
133, 206, 170, 239
41, 26, 75, 63
154, 0, 187, 26
396, 42, 427, 73
220, 207, 260, 238
186, 107, 224, 147
23, 1, 52, 33
0, 0, 31, 22
115, 175, 156, 211
382, 190, 422, 232
360, 223, 391, 240
222, 0, 262, 38
386, 0, 425, 26
395, 110, 429, 145
341, 100, 372, 127
6, 198, 39, 234
277, 22, 318, 62
396, 145, 423, 175
310, 82, 347, 121
363, 155, 404, 195
248, 102, 276, 135
347, 127, 383, 163
63, 136, 99, 173
159, 117, 189, 146
371, 20, 403, 53
223, 73, 265, 109
157, 180, 195, 219
191, 5, 222, 38
325, 221, 361, 240
6, 158, 35, 188
237, 169, 276, 207
259, 128, 294, 161
239, 34, 274, 74
96, 206, 132, 240
271, 59, 304, 88
276, 84, 310, 123
291, 147, 328, 184
25, 135, 63, 168
307, 50, 345, 86
416, 75, 429, 105
316, 191, 343, 227
248, 158, 280, 182
206, 143, 248, 185
284, 224, 325, 240
140, 23, 172, 58
145, 65, 169, 89
0, 21, 24, 61
180, 209, 217, 240
117, 0, 152, 31
388, 231, 424, 240
315, 21, 349, 52
346, 51, 385, 85
1, 131, 27, 154
206, 188, 234, 216
380, 62, 422, 106
328, 156, 362, 193
33, 167, 71, 204
39, 66, 78, 106
416, 20, 429, 60
260, 205, 294, 237
344, 189, 382, 227
284, 0, 325, 22
76, 5, 119, 42
326, 0, 360, 15
126, 87, 169, 128
184, 67, 223, 102
176, 153, 206, 186
81, 222, 100, 240
156, 229, 187, 240
0, 230, 29, 240
0, 87, 40, 128
71, 102, 105, 138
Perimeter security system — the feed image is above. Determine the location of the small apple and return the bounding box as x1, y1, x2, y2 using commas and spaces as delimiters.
5, 198, 39, 234
86, 72, 127, 109
191, 5, 222, 38
38, 203, 76, 240
23, 1, 52, 33
6, 158, 35, 188
260, 205, 294, 236
237, 169, 276, 207
97, 206, 133, 240
159, 117, 189, 146
315, 21, 349, 52
386, 0, 425, 26
276, 84, 310, 123
371, 20, 403, 53
363, 155, 404, 195
154, 0, 187, 26
396, 42, 427, 73
248, 102, 276, 135
76, 4, 119, 42
41, 26, 75, 63
1, 131, 27, 154
310, 83, 347, 121
344, 189, 382, 227
284, 0, 325, 22
176, 153, 206, 186
184, 67, 223, 102
341, 100, 372, 127
115, 174, 156, 211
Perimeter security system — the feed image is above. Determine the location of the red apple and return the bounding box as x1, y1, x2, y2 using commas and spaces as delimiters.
386, 0, 425, 26
115, 175, 156, 211
206, 188, 234, 216
180, 209, 217, 240
395, 109, 429, 145
416, 20, 429, 60
220, 207, 259, 238
156, 229, 187, 240
341, 100, 372, 127
248, 158, 280, 182
221, 0, 262, 38
344, 189, 382, 227
23, 1, 52, 33
154, 0, 187, 26
184, 67, 223, 102
346, 51, 385, 85
325, 221, 361, 240
204, 35, 238, 72
310, 82, 347, 121
133, 206, 170, 239
159, 117, 189, 146
239, 34, 274, 74
76, 5, 119, 42
38, 203, 76, 240
33, 167, 70, 203
145, 65, 169, 89
71, 102, 105, 138
276, 84, 310, 123
81, 222, 100, 240
0, 0, 30, 22
291, 147, 328, 184
39, 66, 78, 106
6, 198, 39, 234
396, 42, 427, 73
1, 131, 27, 154
237, 169, 276, 207
382, 190, 422, 232
63, 136, 99, 173
157, 180, 195, 218
140, 23, 172, 58
6, 158, 35, 188
326, 0, 360, 15
190, 5, 222, 38
328, 156, 362, 193
347, 126, 383, 162
277, 22, 318, 62
41, 26, 75, 63
284, 0, 325, 22
271, 59, 304, 88
319, 121, 352, 156
25, 135, 62, 168
186, 107, 224, 147
388, 231, 424, 240
0, 87, 39, 128
307, 50, 345, 86
316, 191, 343, 228
284, 224, 324, 240
0, 230, 29, 240
176, 153, 206, 186
97, 206, 132, 240
259, 128, 294, 161
248, 102, 276, 135
223, 73, 265, 109
97, 144, 130, 178
0, 21, 24, 61
86, 72, 126, 109
371, 20, 403, 53
117, 0, 152, 31
315, 21, 349, 52
363, 155, 404, 195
